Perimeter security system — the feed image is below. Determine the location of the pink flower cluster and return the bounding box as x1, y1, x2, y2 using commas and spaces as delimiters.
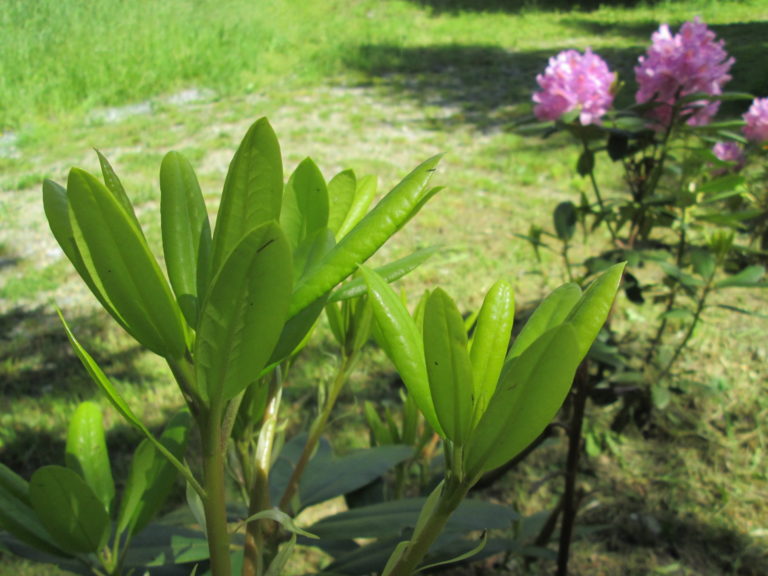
743, 98, 768, 143
635, 17, 734, 127
533, 49, 615, 125
711, 141, 745, 175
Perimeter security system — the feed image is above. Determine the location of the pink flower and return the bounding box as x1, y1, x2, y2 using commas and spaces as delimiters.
711, 141, 745, 174
743, 98, 768, 143
635, 18, 734, 128
533, 49, 615, 125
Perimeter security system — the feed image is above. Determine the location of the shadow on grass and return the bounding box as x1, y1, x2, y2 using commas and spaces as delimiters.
344, 44, 646, 130
409, 0, 660, 16
575, 472, 768, 575
0, 306, 145, 399
344, 21, 768, 131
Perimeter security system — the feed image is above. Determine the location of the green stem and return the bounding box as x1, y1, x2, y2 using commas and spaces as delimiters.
200, 404, 232, 576
385, 477, 470, 576
278, 354, 354, 511
581, 139, 618, 244
657, 275, 714, 382
243, 371, 283, 576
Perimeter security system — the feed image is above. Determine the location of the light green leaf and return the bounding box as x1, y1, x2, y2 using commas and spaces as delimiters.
329, 246, 440, 302
210, 118, 283, 274
361, 266, 443, 436
65, 402, 115, 514
280, 157, 329, 253
67, 168, 187, 357
423, 288, 473, 444
336, 174, 377, 240
160, 151, 212, 328
58, 312, 203, 498
466, 324, 580, 477
565, 262, 625, 362
42, 179, 129, 334
117, 411, 191, 537
691, 250, 715, 279
698, 173, 744, 195
508, 282, 581, 360
196, 223, 293, 405
327, 169, 356, 237
29, 466, 110, 554
418, 531, 487, 572
469, 280, 514, 424
235, 509, 317, 539
290, 155, 442, 318
265, 534, 298, 576
96, 150, 142, 231
716, 265, 765, 288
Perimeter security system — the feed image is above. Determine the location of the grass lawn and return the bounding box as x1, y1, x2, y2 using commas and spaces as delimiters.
1, 1, 768, 574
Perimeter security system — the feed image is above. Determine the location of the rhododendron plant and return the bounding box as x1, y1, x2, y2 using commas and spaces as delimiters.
635, 17, 734, 127
743, 97, 768, 143
533, 48, 615, 125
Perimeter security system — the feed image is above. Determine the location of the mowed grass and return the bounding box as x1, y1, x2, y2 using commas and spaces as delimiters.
1, 1, 768, 575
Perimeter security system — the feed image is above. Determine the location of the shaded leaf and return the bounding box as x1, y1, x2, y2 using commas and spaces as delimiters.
29, 466, 110, 554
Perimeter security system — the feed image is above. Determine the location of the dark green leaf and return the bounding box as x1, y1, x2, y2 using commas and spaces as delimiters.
310, 497, 516, 540
607, 133, 629, 161
29, 466, 110, 554
577, 148, 595, 174
210, 118, 283, 274
122, 523, 209, 567
0, 465, 69, 557
117, 411, 191, 537
553, 201, 577, 242
65, 402, 114, 514
300, 445, 413, 509
160, 151, 212, 328
196, 223, 293, 405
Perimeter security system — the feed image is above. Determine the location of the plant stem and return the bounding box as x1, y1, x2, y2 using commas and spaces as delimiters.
243, 371, 283, 576
582, 139, 618, 244
278, 354, 354, 511
557, 362, 590, 576
200, 404, 232, 576
657, 275, 714, 382
385, 477, 469, 576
